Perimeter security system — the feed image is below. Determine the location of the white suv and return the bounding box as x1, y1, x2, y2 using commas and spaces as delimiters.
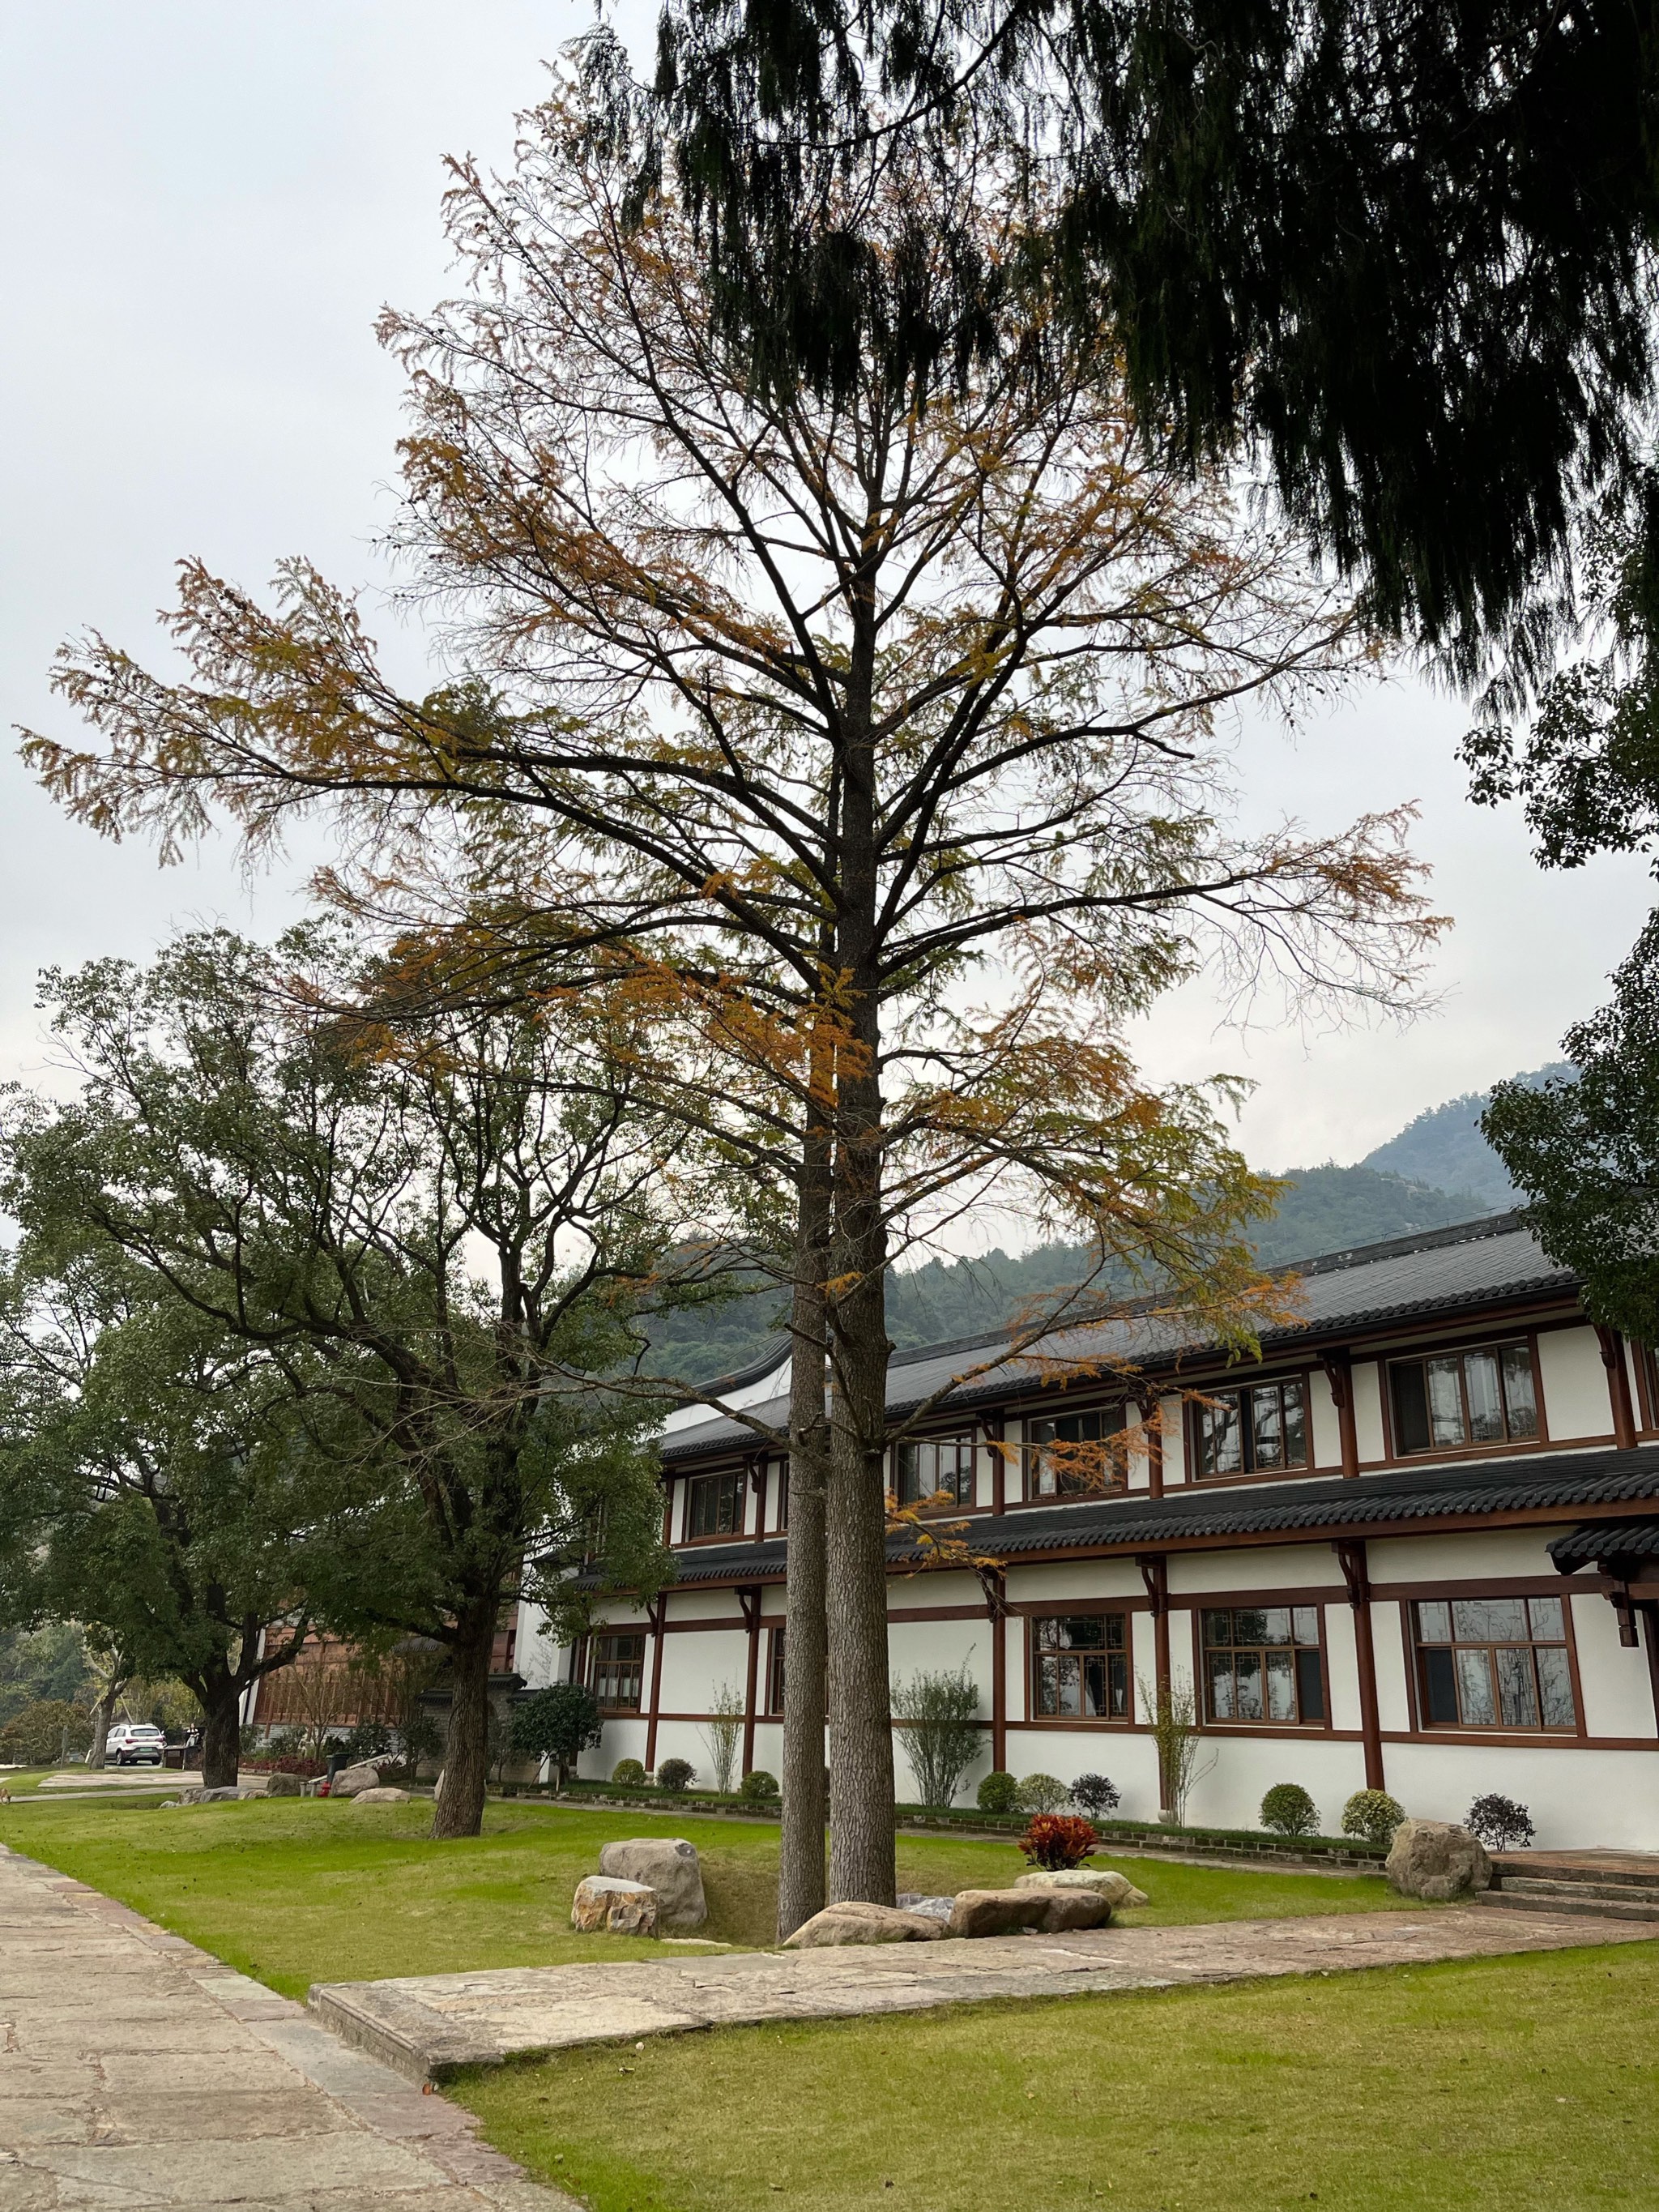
105, 1723, 166, 1766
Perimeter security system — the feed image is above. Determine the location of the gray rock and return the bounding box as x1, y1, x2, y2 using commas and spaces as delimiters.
351, 1786, 412, 1804
1035, 1890, 1111, 1932
263, 1772, 304, 1797
571, 1876, 659, 1937
946, 1888, 1051, 1939
1385, 1818, 1492, 1901
894, 1894, 956, 1922
329, 1760, 386, 1798
1016, 1868, 1149, 1908
782, 1902, 946, 1948
597, 1837, 708, 1929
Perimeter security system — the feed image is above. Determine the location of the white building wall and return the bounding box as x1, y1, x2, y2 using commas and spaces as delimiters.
1536, 1325, 1613, 1441
1350, 1360, 1387, 1462
1309, 1374, 1343, 1472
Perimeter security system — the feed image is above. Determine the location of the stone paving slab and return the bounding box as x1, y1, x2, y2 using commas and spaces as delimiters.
0, 1846, 578, 2210
312, 1901, 1659, 2083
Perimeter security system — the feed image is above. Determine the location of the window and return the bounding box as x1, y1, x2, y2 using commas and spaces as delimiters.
766, 1626, 787, 1715
893, 1432, 976, 1507
685, 1468, 744, 1539
1026, 1406, 1126, 1499
1031, 1614, 1129, 1719
1203, 1608, 1325, 1724
1413, 1596, 1576, 1731
591, 1630, 646, 1712
1196, 1379, 1308, 1478
1390, 1343, 1538, 1454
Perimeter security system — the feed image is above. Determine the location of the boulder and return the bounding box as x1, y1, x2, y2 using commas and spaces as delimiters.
1016, 1868, 1149, 1909
894, 1894, 957, 1924
598, 1837, 708, 1929
782, 1902, 945, 1948
946, 1888, 1051, 1939
263, 1772, 304, 1798
351, 1786, 411, 1804
1034, 1890, 1111, 1932
329, 1760, 386, 1798
1384, 1818, 1492, 1901
571, 1876, 659, 1937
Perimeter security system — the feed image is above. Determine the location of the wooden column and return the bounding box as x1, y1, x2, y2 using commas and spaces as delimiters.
1137, 1555, 1172, 1814
1597, 1325, 1638, 1451
739, 1586, 761, 1776
643, 1597, 666, 1774
1136, 1394, 1164, 1498
1641, 1605, 1659, 1734
984, 1412, 1006, 1515
1320, 1352, 1359, 1476
979, 1566, 1009, 1770
660, 1477, 675, 1547
1336, 1539, 1385, 1790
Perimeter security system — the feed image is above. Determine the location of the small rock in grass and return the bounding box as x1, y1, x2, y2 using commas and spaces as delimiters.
1015, 1868, 1149, 1908
329, 1760, 386, 1798
1384, 1818, 1492, 1901
571, 1876, 660, 1937
945, 1888, 1051, 1939
598, 1838, 707, 1929
263, 1772, 304, 1798
350, 1786, 411, 1804
1034, 1890, 1111, 1932
782, 1902, 945, 1947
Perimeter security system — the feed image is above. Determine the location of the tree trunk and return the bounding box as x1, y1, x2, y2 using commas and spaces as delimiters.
433, 1600, 495, 1839
87, 1675, 126, 1770
777, 1111, 832, 1939
200, 1671, 243, 1789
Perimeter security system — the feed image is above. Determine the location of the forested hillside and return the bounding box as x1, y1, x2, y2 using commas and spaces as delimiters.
1360, 1064, 1571, 1207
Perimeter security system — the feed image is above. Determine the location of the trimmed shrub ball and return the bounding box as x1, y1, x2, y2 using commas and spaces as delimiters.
655, 1757, 697, 1794
976, 1770, 1019, 1814
1341, 1788, 1405, 1846
1016, 1773, 1071, 1815
1260, 1783, 1318, 1837
611, 1758, 647, 1789
740, 1768, 779, 1803
1071, 1774, 1121, 1818
1465, 1793, 1535, 1849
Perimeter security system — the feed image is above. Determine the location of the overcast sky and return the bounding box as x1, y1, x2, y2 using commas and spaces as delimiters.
1, 3, 1652, 1176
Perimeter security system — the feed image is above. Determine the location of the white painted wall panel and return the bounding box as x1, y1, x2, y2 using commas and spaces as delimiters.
1536, 1326, 1613, 1442
1184, 1735, 1370, 1836
1568, 1593, 1659, 1742
1351, 1360, 1386, 1462
1383, 1743, 1659, 1849
1308, 1374, 1343, 1473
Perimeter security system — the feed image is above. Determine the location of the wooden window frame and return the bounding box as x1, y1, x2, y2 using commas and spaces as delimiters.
1383, 1334, 1545, 1462
1196, 1603, 1330, 1730
764, 1625, 787, 1715
891, 1429, 979, 1512
1403, 1591, 1584, 1738
1188, 1370, 1313, 1484
1025, 1603, 1133, 1726
590, 1629, 646, 1715
683, 1467, 745, 1544
1022, 1402, 1129, 1503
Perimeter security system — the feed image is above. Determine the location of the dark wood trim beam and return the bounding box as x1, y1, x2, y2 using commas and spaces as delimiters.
644, 1597, 666, 1773
738, 1586, 761, 1776
1597, 1325, 1639, 1452
1320, 1352, 1359, 1478
1335, 1538, 1385, 1791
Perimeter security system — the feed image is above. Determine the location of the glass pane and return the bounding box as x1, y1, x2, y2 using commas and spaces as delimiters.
1108, 1655, 1129, 1717
1453, 1598, 1528, 1642
1081, 1655, 1107, 1717
1201, 1398, 1242, 1476
1292, 1606, 1320, 1646
1234, 1609, 1269, 1646
1537, 1644, 1576, 1728
1202, 1610, 1233, 1648
1427, 1358, 1467, 1446
1502, 1344, 1539, 1437
1496, 1645, 1540, 1727
1421, 1646, 1459, 1723
1456, 1648, 1496, 1726
1235, 1651, 1264, 1722
1046, 1616, 1105, 1651
1251, 1385, 1285, 1470
1295, 1646, 1325, 1721
1258, 1609, 1294, 1645
1037, 1654, 1060, 1715
1282, 1381, 1308, 1467
1056, 1655, 1081, 1717
1464, 1351, 1504, 1442
1393, 1362, 1431, 1454
1265, 1648, 1295, 1721
1207, 1651, 1235, 1721
1416, 1600, 1452, 1643
1529, 1595, 1565, 1641
1103, 1613, 1127, 1649
720, 1477, 740, 1532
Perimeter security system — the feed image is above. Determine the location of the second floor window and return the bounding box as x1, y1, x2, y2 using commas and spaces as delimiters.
1026, 1406, 1126, 1498
591, 1630, 646, 1712
686, 1468, 744, 1539
1390, 1343, 1538, 1454
1196, 1378, 1308, 1478
893, 1433, 976, 1507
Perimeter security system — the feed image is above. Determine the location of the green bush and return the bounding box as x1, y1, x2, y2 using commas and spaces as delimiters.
1341, 1787, 1405, 1846
0, 1699, 92, 1766
976, 1770, 1018, 1813
740, 1767, 778, 1803
656, 1756, 696, 1793
1260, 1782, 1319, 1836
1016, 1772, 1070, 1814
611, 1757, 647, 1788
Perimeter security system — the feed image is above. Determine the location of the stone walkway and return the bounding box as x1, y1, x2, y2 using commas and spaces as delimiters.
313, 1900, 1659, 2083
0, 1846, 576, 2211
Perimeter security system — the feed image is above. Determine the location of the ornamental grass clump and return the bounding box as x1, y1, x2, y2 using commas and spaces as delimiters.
1260, 1782, 1318, 1836
1466, 1793, 1535, 1849
1341, 1788, 1405, 1845
1019, 1813, 1099, 1870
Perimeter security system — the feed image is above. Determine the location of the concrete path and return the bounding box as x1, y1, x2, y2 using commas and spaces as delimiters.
313, 1901, 1659, 2083
0, 1845, 576, 2211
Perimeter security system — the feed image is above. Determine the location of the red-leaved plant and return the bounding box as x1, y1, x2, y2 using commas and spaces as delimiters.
1018, 1813, 1099, 1869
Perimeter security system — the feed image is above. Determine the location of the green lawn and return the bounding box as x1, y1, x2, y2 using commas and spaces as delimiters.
455, 1942, 1659, 2212
0, 1794, 1420, 2000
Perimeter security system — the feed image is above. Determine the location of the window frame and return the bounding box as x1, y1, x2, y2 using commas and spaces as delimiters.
1022, 1402, 1128, 1502
1025, 1605, 1134, 1726
891, 1429, 979, 1511
1406, 1591, 1582, 1736
1197, 1603, 1330, 1729
1384, 1334, 1544, 1460
589, 1629, 646, 1714
683, 1466, 745, 1543
1189, 1370, 1313, 1482
764, 1625, 787, 1716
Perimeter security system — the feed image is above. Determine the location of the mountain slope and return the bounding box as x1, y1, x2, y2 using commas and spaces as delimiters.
1360, 1062, 1572, 1208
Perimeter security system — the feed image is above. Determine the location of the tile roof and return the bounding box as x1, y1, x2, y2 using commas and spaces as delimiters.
629, 1444, 1659, 1584
1547, 1520, 1659, 1568
661, 1211, 1575, 1463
